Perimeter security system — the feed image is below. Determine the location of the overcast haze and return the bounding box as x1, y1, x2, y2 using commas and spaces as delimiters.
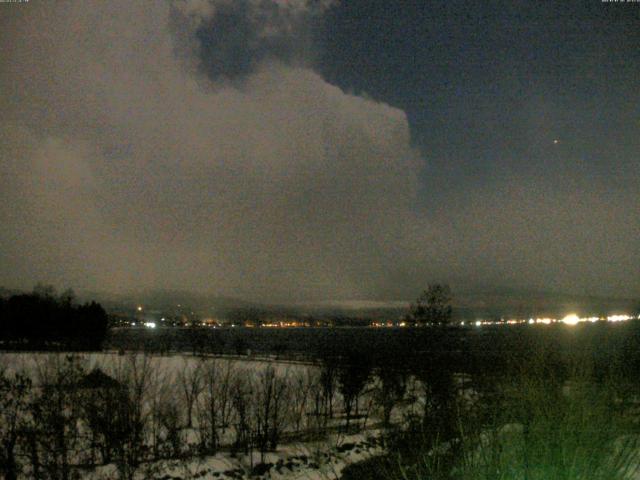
0, 0, 638, 302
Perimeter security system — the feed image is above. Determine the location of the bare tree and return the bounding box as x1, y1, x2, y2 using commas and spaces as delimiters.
308, 369, 330, 437
337, 355, 372, 431
196, 359, 236, 455
78, 367, 129, 466
252, 365, 291, 461
319, 358, 338, 420
31, 354, 86, 480
155, 394, 183, 459
266, 368, 290, 451
178, 359, 204, 429
230, 372, 253, 459
409, 284, 453, 326
148, 367, 177, 460
0, 371, 31, 480
108, 354, 156, 480
289, 369, 315, 434
375, 364, 407, 428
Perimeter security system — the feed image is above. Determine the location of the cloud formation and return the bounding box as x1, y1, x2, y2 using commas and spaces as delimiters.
180, 0, 330, 81
0, 0, 420, 300
1, 0, 638, 302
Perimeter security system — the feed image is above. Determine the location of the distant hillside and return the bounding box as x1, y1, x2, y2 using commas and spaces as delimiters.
297, 289, 639, 321
78, 289, 258, 316
5, 286, 636, 322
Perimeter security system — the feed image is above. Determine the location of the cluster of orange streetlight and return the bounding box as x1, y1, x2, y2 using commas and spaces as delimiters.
464, 314, 638, 327
368, 314, 639, 329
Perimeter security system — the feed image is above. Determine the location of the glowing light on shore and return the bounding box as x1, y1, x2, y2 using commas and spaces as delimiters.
144, 322, 156, 329
561, 314, 580, 326
458, 312, 636, 327
536, 318, 553, 325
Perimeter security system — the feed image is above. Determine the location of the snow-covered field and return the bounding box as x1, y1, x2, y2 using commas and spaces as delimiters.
0, 352, 418, 480
83, 429, 385, 480
4, 351, 640, 479
0, 351, 311, 379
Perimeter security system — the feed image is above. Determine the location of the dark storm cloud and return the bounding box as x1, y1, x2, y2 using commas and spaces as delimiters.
0, 0, 638, 302
192, 0, 320, 81
196, 2, 260, 80
0, 0, 420, 301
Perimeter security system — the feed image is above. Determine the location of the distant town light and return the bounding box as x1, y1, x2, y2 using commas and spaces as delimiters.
137, 306, 143, 312
144, 322, 156, 329
561, 314, 580, 326
536, 318, 553, 325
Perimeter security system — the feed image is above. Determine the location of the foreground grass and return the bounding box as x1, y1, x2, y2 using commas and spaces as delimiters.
452, 379, 638, 480
344, 349, 640, 480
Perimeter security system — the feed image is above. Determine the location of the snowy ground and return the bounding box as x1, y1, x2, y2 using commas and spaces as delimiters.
0, 351, 313, 378
0, 352, 412, 480
4, 352, 639, 479
82, 430, 385, 480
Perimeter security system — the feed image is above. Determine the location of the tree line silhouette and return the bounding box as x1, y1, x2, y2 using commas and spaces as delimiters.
0, 285, 108, 350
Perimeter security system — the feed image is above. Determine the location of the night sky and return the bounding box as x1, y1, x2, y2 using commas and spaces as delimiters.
0, 0, 638, 302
